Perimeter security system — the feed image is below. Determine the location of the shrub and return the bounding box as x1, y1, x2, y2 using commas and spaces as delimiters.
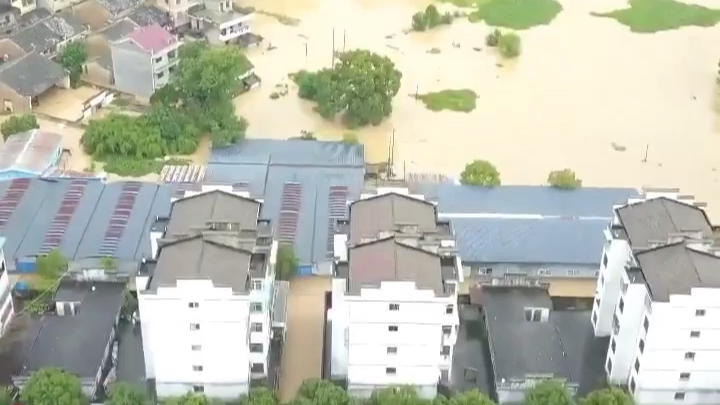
1, 114, 38, 139
460, 160, 501, 186
498, 32, 521, 58
548, 169, 582, 189
485, 29, 502, 46
412, 5, 454, 31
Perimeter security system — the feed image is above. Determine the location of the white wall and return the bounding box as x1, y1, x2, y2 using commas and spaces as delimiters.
139, 280, 251, 399
606, 281, 645, 383
0, 247, 13, 338
592, 237, 632, 336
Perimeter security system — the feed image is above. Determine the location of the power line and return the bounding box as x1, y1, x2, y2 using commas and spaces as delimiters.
11, 268, 72, 318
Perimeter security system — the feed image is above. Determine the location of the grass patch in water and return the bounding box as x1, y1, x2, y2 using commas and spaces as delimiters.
592, 0, 720, 33
416, 89, 477, 112
463, 0, 562, 29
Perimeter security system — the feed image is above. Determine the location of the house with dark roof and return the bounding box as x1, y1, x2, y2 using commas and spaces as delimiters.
0, 52, 69, 113
8, 10, 87, 56
110, 23, 180, 98
187, 0, 261, 47
0, 129, 63, 180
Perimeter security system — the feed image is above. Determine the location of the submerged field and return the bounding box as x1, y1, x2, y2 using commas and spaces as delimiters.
232, 0, 720, 219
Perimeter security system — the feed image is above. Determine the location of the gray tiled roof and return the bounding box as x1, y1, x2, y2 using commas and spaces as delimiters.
96, 0, 142, 16
349, 193, 437, 244
100, 18, 138, 42
127, 5, 171, 27
0, 52, 66, 97
0, 178, 172, 270
206, 139, 365, 265
10, 11, 86, 54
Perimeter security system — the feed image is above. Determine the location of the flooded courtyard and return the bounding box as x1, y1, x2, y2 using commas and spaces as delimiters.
233, 0, 720, 218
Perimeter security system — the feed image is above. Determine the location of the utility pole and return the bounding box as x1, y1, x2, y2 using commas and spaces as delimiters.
331, 28, 335, 66
643, 143, 649, 163
343, 29, 346, 52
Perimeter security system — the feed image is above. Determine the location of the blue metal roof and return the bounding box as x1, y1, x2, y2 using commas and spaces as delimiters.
209, 139, 365, 167
433, 184, 638, 217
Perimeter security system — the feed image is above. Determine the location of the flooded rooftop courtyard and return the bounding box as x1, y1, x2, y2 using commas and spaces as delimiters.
233, 0, 720, 218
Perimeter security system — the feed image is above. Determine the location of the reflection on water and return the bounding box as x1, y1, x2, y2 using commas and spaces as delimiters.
233, 0, 720, 218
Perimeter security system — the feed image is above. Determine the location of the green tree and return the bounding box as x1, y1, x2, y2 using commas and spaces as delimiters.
100, 256, 116, 271
239, 388, 278, 405
498, 32, 521, 58
35, 249, 68, 282
105, 383, 146, 405
0, 387, 12, 405
524, 381, 573, 405
81, 113, 166, 159
548, 169, 582, 190
412, 5, 452, 30
276, 244, 298, 281
1, 114, 38, 139
460, 160, 501, 186
578, 387, 633, 405
449, 390, 496, 405
297, 380, 349, 405
57, 41, 88, 88
369, 386, 422, 405
295, 50, 402, 128
162, 394, 223, 405
485, 29, 502, 47
21, 368, 84, 405
144, 104, 199, 155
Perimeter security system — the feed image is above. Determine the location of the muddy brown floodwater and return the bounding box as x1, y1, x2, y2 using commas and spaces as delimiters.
233, 0, 720, 219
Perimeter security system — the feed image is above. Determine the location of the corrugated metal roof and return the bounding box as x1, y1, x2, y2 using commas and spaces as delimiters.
0, 130, 62, 175
209, 139, 365, 167
159, 165, 207, 183
0, 178, 172, 270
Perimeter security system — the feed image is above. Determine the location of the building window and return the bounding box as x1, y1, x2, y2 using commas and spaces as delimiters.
388, 325, 398, 332
191, 345, 201, 351
441, 346, 450, 356
690, 331, 700, 338
251, 323, 263, 332
566, 269, 578, 276
251, 363, 264, 373
188, 302, 199, 308
537, 269, 549, 276
193, 385, 204, 393
630, 378, 635, 393
440, 370, 449, 381
385, 367, 396, 375
612, 314, 620, 334
679, 373, 690, 381
156, 72, 165, 79
684, 352, 695, 361
250, 344, 263, 353
674, 393, 685, 401
643, 316, 649, 332
192, 365, 203, 372
190, 323, 200, 331
696, 309, 706, 316
525, 308, 543, 322
442, 325, 451, 335
606, 358, 613, 374
445, 305, 453, 314
639, 339, 645, 354
389, 304, 399, 311
387, 347, 397, 354
611, 338, 616, 353
251, 303, 262, 312
634, 358, 640, 373
154, 56, 162, 63
592, 311, 597, 325
618, 298, 624, 314
252, 280, 263, 290
602, 253, 608, 268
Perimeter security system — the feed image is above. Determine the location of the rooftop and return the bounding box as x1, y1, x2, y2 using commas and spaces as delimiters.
423, 184, 638, 265
349, 193, 438, 244
347, 236, 447, 295
150, 235, 254, 292
0, 178, 172, 271
0, 130, 62, 175
615, 197, 712, 249
0, 52, 66, 97
96, 0, 142, 16
126, 24, 175, 53
203, 139, 365, 265
100, 18, 139, 42
164, 189, 261, 237
126, 5, 171, 27
18, 281, 124, 378
10, 11, 86, 54
635, 242, 720, 302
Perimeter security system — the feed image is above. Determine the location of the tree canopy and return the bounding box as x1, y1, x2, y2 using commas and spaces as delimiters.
547, 169, 582, 190
1, 114, 38, 139
57, 41, 88, 88
35, 248, 67, 282
412, 5, 453, 31
21, 368, 84, 405
105, 383, 146, 405
276, 244, 299, 280
293, 50, 402, 128
524, 381, 574, 405
460, 160, 501, 186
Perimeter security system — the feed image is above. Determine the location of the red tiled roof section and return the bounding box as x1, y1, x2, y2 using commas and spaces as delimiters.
127, 24, 176, 53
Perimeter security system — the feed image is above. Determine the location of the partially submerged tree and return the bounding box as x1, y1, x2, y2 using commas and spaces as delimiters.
497, 32, 521, 58
547, 168, 582, 190
276, 244, 298, 280
35, 248, 68, 282
460, 160, 501, 186
294, 50, 402, 128
21, 368, 84, 405
412, 5, 453, 31
57, 41, 88, 88
1, 114, 38, 139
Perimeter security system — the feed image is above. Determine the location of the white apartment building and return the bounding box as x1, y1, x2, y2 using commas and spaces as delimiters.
330, 191, 460, 398
137, 190, 280, 399
592, 189, 720, 405
0, 236, 14, 338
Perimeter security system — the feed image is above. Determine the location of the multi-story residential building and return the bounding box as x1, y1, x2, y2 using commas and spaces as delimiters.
592, 189, 720, 405
0, 237, 13, 338
330, 191, 460, 399
137, 190, 282, 399
110, 24, 180, 99
187, 0, 257, 46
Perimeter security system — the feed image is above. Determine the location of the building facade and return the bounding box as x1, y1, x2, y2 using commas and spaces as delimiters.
330, 190, 460, 398
110, 24, 180, 99
138, 190, 279, 399
0, 237, 13, 338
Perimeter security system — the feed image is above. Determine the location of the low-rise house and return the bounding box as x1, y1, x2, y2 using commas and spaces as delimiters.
0, 130, 63, 180
84, 17, 138, 85
139, 190, 285, 398
0, 237, 12, 339
110, 23, 180, 98
187, 0, 259, 46
0, 4, 19, 31
10, 281, 124, 399
0, 52, 69, 113
9, 10, 86, 56
5, 0, 35, 19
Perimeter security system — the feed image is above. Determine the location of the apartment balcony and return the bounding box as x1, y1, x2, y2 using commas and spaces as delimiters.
219, 23, 250, 42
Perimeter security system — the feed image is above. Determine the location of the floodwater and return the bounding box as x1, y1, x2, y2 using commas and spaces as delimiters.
233, 0, 720, 219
